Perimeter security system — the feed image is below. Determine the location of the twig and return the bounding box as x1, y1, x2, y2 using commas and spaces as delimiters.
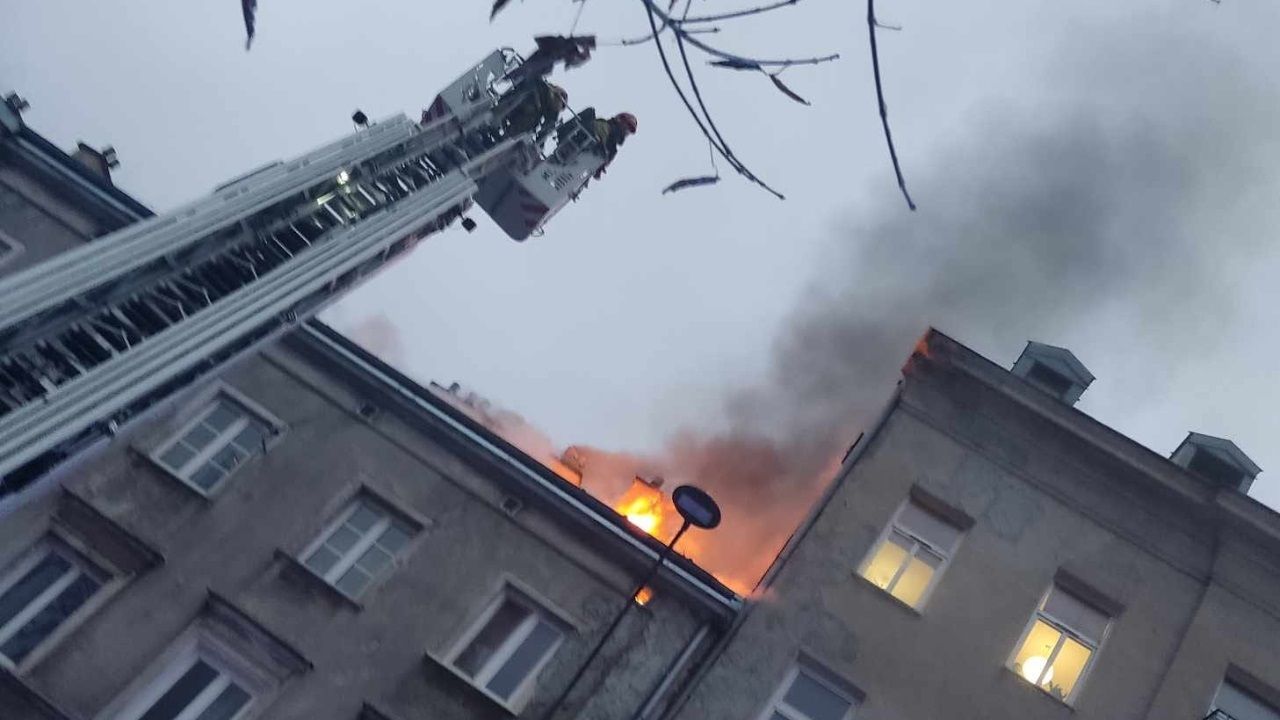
641, 0, 839, 67
609, 24, 718, 47
569, 0, 589, 35
673, 16, 785, 198
682, 0, 799, 24
867, 0, 916, 210
641, 0, 782, 198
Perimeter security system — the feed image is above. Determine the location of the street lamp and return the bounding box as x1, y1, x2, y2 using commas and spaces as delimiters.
538, 485, 721, 720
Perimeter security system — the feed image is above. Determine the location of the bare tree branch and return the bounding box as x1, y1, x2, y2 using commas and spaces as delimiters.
641, 0, 839, 67
609, 24, 719, 47
681, 0, 800, 24
641, 0, 785, 198
672, 17, 786, 198
867, 0, 916, 210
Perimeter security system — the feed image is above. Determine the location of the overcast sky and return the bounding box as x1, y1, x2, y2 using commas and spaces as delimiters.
6, 0, 1280, 518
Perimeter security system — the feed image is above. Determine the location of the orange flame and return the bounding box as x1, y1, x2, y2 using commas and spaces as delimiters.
614, 476, 670, 539
618, 494, 664, 535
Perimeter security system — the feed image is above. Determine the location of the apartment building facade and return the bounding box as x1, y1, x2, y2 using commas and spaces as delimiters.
668, 331, 1280, 720
0, 322, 738, 720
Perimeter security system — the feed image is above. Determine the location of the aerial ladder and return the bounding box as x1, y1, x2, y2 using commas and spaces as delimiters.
0, 49, 608, 484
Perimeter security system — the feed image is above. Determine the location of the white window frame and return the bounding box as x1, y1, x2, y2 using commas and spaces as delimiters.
0, 228, 24, 269
1007, 585, 1111, 705
298, 495, 415, 597
0, 538, 105, 671
97, 626, 277, 720
756, 659, 860, 720
857, 497, 963, 609
446, 586, 568, 712
150, 386, 281, 496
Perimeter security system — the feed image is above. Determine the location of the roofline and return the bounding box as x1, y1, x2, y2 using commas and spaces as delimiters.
294, 320, 742, 615
918, 328, 1280, 549
1, 112, 153, 224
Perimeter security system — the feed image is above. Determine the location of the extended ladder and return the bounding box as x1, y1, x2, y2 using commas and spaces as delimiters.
0, 50, 557, 482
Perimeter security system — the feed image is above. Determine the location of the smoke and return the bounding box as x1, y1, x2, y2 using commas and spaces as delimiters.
343, 313, 406, 364
589, 24, 1280, 590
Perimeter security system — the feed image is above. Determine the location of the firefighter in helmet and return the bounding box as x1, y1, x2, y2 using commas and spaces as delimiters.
590, 112, 637, 179
503, 80, 569, 146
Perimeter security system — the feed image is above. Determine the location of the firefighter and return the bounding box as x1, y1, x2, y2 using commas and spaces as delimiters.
502, 80, 568, 146
589, 111, 637, 179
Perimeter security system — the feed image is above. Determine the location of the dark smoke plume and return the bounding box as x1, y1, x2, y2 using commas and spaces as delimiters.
629, 25, 1280, 589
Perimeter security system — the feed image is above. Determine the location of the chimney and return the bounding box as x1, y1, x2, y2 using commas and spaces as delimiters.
1011, 341, 1094, 406
71, 142, 119, 185
1170, 432, 1261, 494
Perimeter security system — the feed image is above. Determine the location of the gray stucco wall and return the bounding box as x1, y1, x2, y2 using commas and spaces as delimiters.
671, 353, 1280, 720
0, 166, 98, 277
0, 342, 725, 720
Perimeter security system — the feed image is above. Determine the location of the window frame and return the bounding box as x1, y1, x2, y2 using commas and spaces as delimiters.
297, 494, 417, 599
0, 537, 107, 672
96, 628, 271, 720
857, 497, 964, 610
149, 385, 283, 497
1007, 585, 1111, 705
446, 585, 569, 712
756, 658, 861, 720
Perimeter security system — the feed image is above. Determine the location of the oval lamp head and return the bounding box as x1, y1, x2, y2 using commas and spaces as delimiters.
672, 485, 721, 530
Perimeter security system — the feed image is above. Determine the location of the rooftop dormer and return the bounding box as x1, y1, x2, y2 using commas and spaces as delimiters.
1011, 341, 1095, 406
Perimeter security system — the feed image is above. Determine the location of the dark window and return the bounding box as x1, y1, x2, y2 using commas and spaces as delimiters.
1026, 362, 1074, 399
0, 541, 103, 665
1188, 450, 1244, 488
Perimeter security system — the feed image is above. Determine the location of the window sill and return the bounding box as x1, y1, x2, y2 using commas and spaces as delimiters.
851, 572, 923, 617
133, 447, 220, 502
1003, 667, 1076, 712
422, 651, 518, 717
273, 549, 363, 612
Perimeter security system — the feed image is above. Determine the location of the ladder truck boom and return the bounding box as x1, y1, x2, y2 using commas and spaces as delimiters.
0, 49, 608, 484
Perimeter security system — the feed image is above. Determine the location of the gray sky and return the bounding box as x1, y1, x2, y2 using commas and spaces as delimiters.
6, 0, 1280, 525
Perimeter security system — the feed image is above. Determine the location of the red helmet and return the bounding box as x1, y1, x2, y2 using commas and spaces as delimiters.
615, 112, 638, 134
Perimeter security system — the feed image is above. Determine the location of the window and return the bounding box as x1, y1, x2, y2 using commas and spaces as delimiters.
302, 496, 414, 598
1010, 586, 1110, 703
761, 663, 859, 720
155, 394, 275, 493
0, 539, 103, 668
1212, 679, 1280, 720
450, 590, 566, 706
858, 499, 962, 608
1026, 361, 1074, 399
121, 656, 252, 720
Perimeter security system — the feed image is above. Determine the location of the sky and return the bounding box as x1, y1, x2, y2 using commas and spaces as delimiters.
5, 0, 1280, 554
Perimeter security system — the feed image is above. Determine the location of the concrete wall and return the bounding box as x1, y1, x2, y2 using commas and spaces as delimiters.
671, 349, 1280, 720
0, 342, 723, 720
0, 164, 99, 277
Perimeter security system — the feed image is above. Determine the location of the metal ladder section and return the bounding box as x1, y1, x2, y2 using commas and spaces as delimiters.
0, 114, 520, 479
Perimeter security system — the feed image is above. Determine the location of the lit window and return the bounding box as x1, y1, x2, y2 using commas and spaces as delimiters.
1010, 586, 1110, 703
155, 394, 276, 493
761, 663, 859, 720
1211, 679, 1280, 720
301, 496, 415, 598
0, 539, 103, 668
120, 656, 252, 720
858, 499, 962, 608
450, 589, 566, 706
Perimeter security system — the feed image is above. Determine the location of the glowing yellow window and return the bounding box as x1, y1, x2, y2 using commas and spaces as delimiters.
1010, 586, 1109, 703
858, 499, 961, 609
